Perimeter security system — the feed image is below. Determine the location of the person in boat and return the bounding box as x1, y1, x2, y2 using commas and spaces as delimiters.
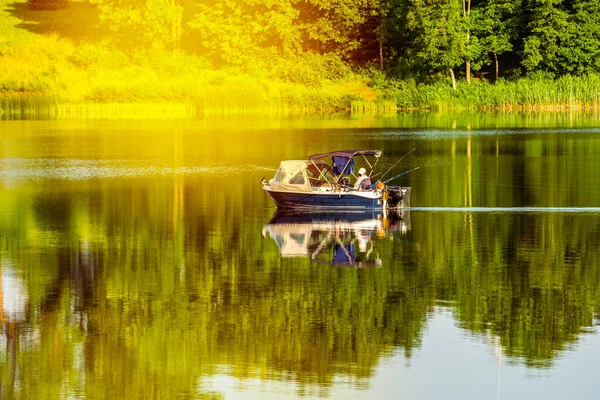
353, 167, 371, 190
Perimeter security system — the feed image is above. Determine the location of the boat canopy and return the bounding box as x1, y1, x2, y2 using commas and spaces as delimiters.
309, 150, 382, 178
267, 150, 384, 192
309, 150, 382, 161
269, 160, 312, 193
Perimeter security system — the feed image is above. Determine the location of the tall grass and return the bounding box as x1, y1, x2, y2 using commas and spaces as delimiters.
0, 93, 57, 119
393, 75, 600, 110
350, 100, 397, 113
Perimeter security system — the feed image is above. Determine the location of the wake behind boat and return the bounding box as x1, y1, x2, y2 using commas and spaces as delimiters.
261, 150, 413, 210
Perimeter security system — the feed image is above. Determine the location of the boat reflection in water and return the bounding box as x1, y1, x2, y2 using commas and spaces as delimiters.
262, 210, 410, 267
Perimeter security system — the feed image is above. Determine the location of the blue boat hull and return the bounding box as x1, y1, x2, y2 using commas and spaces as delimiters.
265, 189, 382, 210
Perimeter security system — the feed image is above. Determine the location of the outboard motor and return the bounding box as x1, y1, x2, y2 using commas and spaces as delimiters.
386, 186, 411, 209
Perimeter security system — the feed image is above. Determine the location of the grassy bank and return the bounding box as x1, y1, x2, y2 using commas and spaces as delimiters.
392, 75, 600, 110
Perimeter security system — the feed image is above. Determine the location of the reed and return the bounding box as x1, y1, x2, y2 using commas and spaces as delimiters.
350, 100, 398, 113
0, 93, 57, 119
393, 75, 600, 110
56, 103, 196, 119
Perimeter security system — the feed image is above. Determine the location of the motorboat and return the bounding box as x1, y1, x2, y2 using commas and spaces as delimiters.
261, 150, 412, 210
261, 209, 410, 267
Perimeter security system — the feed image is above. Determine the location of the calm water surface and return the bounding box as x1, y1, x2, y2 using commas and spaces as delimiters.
1, 112, 600, 399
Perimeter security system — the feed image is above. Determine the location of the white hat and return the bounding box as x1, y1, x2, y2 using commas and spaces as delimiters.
358, 167, 366, 175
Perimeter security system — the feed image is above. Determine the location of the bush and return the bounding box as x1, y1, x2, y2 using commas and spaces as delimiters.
28, 0, 69, 10
272, 53, 352, 87
68, 44, 129, 69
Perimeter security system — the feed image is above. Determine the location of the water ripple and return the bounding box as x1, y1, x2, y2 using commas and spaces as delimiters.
0, 158, 255, 182
409, 207, 600, 213
371, 127, 600, 139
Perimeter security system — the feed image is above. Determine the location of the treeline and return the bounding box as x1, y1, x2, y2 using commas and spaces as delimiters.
27, 0, 600, 85
2, 0, 600, 113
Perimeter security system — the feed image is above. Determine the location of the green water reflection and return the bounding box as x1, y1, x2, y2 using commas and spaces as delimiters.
1, 113, 600, 398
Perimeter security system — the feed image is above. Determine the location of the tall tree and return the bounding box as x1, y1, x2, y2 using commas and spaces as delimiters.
521, 0, 600, 76
405, 0, 467, 88
28, 0, 69, 10
376, 0, 410, 72
188, 0, 380, 66
349, 0, 390, 67
92, 0, 184, 49
298, 0, 381, 57
463, 0, 473, 83
562, 0, 600, 74
471, 0, 520, 81
188, 0, 301, 66
521, 0, 570, 75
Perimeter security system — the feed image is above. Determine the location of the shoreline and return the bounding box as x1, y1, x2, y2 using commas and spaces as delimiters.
6, 94, 600, 119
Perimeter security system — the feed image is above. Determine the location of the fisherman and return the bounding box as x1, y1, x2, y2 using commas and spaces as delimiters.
354, 167, 371, 190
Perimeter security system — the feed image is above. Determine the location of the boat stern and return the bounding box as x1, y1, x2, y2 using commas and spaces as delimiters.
385, 186, 410, 209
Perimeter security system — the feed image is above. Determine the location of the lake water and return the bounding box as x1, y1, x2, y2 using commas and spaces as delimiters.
1, 112, 600, 399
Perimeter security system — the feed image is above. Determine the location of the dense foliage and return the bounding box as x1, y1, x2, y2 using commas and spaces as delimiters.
1, 0, 600, 112
84, 0, 600, 82
24, 0, 600, 80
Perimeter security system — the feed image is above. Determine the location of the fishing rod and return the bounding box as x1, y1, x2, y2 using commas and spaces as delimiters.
378, 148, 416, 182
383, 167, 420, 184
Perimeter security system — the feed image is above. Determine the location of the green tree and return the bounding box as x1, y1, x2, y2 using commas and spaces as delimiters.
562, 0, 600, 74
187, 0, 380, 66
299, 0, 381, 57
521, 0, 569, 75
370, 0, 412, 72
521, 0, 600, 76
188, 0, 301, 66
463, 0, 475, 83
91, 0, 184, 49
471, 0, 520, 81
405, 0, 467, 88
377, 0, 412, 75
28, 0, 69, 10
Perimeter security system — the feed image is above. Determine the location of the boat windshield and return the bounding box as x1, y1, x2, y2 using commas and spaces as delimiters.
273, 167, 284, 183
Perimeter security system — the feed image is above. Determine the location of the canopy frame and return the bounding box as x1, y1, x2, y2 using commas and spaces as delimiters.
309, 150, 382, 184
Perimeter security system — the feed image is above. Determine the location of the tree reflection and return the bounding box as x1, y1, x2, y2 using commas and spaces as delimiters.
1, 175, 600, 397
